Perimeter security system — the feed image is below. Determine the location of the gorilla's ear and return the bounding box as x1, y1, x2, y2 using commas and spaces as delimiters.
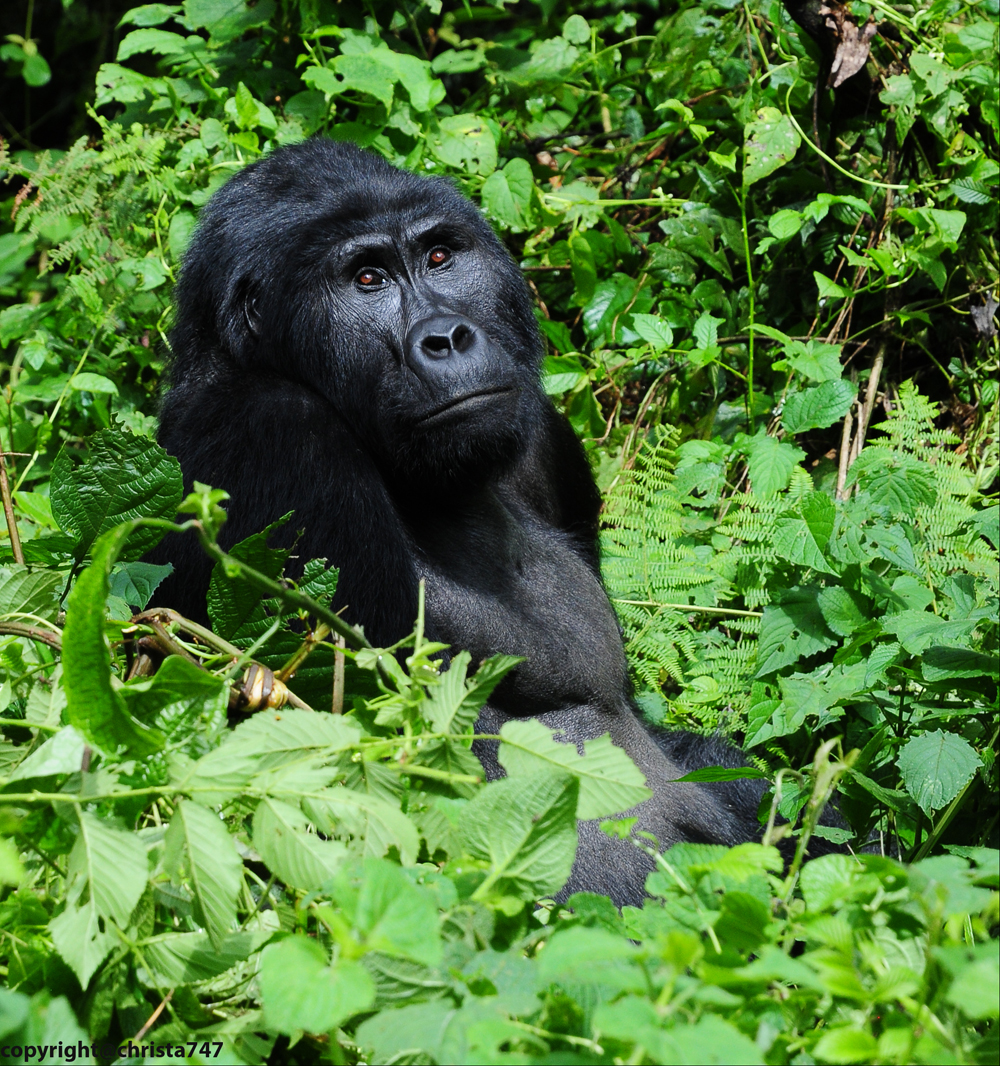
244, 289, 260, 336
219, 276, 261, 360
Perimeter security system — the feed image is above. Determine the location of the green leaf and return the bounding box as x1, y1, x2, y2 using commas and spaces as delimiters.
51, 428, 183, 561
771, 339, 843, 383
772, 515, 836, 574
108, 560, 172, 612
184, 0, 276, 44
261, 936, 374, 1035
253, 796, 347, 891
541, 355, 586, 395
328, 858, 442, 965
164, 800, 243, 949
814, 271, 852, 299
897, 730, 981, 815
481, 158, 534, 231
818, 586, 868, 637
427, 114, 497, 175
63, 525, 164, 756
755, 587, 837, 676
568, 231, 597, 306
782, 379, 855, 434
141, 929, 269, 985
675, 767, 770, 783
743, 107, 800, 187
460, 771, 578, 900
116, 28, 192, 60
303, 788, 420, 865
814, 1028, 878, 1064
944, 956, 1000, 1020
8, 725, 86, 783
768, 209, 803, 239
882, 610, 976, 655
118, 4, 183, 28
49, 813, 147, 986
923, 646, 1000, 683
206, 517, 291, 641
848, 450, 936, 516
498, 719, 652, 820
0, 567, 63, 622
744, 430, 805, 498
632, 313, 674, 350
422, 652, 520, 735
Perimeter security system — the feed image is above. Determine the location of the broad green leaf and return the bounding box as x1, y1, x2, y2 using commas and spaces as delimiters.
356, 1002, 456, 1065
631, 313, 674, 350
755, 587, 837, 676
782, 379, 856, 434
427, 114, 497, 175
116, 28, 191, 60
814, 1028, 878, 1064
120, 654, 227, 736
818, 586, 868, 637
0, 838, 24, 885
537, 926, 637, 983
897, 730, 981, 815
141, 929, 269, 985
164, 800, 243, 948
945, 956, 1000, 1019
8, 725, 86, 783
108, 560, 172, 613
70, 372, 118, 395
568, 231, 597, 305
848, 450, 937, 516
421, 651, 520, 735
481, 158, 534, 231
768, 209, 803, 239
541, 355, 587, 395
771, 516, 836, 574
460, 771, 578, 900
498, 719, 652, 820
814, 272, 852, 299
743, 107, 800, 187
261, 937, 374, 1035
206, 517, 291, 642
771, 339, 843, 382
253, 796, 347, 891
304, 788, 419, 865
49, 813, 147, 986
51, 429, 182, 560
882, 610, 976, 655
744, 431, 805, 498
118, 4, 183, 28
63, 525, 164, 756
778, 661, 867, 724
923, 646, 1000, 682
185, 0, 276, 43
0, 567, 63, 622
328, 858, 442, 965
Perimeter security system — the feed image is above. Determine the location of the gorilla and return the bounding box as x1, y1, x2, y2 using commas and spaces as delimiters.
154, 139, 765, 906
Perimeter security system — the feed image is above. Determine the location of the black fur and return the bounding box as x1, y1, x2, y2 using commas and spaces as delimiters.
154, 140, 770, 906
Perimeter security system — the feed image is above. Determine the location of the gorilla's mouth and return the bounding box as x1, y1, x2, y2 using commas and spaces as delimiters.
418, 387, 516, 425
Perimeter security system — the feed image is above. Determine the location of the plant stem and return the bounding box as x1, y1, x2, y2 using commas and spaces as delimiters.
740, 185, 756, 423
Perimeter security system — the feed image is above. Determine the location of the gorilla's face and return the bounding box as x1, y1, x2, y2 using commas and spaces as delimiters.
302, 204, 541, 484
179, 142, 544, 487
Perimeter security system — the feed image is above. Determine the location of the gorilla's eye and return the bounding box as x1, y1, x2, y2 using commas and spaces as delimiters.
428, 248, 451, 267
356, 269, 385, 289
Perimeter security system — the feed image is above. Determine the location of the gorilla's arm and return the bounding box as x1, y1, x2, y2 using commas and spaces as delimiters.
152, 371, 418, 644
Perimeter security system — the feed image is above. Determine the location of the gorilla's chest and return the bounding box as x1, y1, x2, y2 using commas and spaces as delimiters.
410, 496, 627, 716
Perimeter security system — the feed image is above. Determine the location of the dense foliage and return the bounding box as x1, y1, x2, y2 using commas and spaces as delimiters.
0, 0, 996, 1061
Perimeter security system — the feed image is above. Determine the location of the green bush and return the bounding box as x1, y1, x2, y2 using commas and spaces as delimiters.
0, 0, 996, 1061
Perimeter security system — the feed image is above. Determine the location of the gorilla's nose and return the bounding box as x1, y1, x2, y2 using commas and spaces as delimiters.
406, 315, 486, 383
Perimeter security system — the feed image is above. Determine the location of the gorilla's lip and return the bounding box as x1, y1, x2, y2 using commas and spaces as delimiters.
417, 387, 516, 424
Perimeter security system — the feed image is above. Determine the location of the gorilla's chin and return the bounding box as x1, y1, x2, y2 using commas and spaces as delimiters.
389, 404, 527, 489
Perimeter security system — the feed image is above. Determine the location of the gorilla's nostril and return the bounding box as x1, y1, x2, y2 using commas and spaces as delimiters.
452, 324, 474, 353
422, 333, 451, 356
